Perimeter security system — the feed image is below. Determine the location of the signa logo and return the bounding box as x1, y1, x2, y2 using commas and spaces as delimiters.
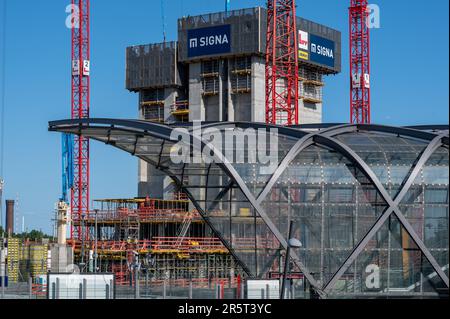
311, 43, 334, 59
189, 34, 229, 49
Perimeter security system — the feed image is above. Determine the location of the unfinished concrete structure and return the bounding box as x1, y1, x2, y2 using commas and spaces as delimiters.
125, 7, 342, 198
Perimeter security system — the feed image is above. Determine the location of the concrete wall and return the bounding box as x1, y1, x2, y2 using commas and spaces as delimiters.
251, 56, 266, 123
189, 56, 267, 123
138, 163, 165, 199
137, 88, 179, 198
189, 63, 205, 122
205, 96, 221, 121
49, 244, 74, 273
298, 100, 322, 124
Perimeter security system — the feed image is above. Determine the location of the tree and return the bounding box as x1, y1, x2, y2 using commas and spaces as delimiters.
14, 230, 53, 241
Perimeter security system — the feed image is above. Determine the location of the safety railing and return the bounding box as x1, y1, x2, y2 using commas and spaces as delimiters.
70, 237, 228, 254
170, 101, 189, 116
151, 237, 227, 253
79, 209, 202, 224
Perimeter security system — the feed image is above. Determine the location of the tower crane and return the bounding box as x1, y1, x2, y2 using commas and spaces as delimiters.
265, 0, 299, 126
349, 0, 371, 124
69, 0, 90, 241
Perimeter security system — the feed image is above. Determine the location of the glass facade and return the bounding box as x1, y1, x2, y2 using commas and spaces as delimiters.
50, 120, 449, 298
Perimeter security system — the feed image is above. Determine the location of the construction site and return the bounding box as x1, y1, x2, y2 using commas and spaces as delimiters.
0, 0, 448, 301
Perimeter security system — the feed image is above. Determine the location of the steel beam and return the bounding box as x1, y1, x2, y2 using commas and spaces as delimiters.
319, 134, 449, 293
200, 142, 323, 291
256, 124, 357, 206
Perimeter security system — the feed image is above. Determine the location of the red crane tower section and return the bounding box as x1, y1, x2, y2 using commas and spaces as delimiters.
265, 0, 299, 126
71, 0, 90, 241
349, 0, 371, 124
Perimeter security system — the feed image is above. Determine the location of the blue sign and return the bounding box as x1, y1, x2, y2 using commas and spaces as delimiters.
309, 34, 335, 68
188, 25, 231, 58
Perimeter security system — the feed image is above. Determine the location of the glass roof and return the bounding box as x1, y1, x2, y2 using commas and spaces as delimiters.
49, 119, 449, 295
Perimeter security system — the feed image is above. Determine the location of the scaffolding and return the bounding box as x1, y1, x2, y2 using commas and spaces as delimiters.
299, 65, 324, 104
69, 197, 243, 286
140, 89, 165, 122
201, 60, 220, 96
230, 56, 252, 94
170, 100, 189, 122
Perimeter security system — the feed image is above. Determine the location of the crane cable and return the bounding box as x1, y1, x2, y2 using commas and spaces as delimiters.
161, 0, 166, 43
0, 0, 7, 231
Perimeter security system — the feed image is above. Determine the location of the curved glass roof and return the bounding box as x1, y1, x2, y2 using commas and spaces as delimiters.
49, 119, 449, 297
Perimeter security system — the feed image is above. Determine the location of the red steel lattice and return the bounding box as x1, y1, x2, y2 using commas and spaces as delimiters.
265, 0, 299, 126
350, 0, 371, 124
71, 0, 90, 240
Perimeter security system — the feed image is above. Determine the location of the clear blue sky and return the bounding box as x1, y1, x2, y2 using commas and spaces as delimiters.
0, 0, 448, 234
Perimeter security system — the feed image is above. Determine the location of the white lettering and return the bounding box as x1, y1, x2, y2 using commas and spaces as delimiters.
222, 34, 229, 44
315, 45, 334, 58
65, 4, 80, 29
191, 34, 230, 48
178, 303, 213, 317
189, 38, 198, 48
367, 4, 381, 29
169, 122, 279, 172
365, 264, 380, 289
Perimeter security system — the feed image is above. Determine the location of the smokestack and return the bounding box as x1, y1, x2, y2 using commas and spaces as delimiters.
5, 200, 14, 236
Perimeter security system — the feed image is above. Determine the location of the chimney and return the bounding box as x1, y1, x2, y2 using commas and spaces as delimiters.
5, 200, 14, 237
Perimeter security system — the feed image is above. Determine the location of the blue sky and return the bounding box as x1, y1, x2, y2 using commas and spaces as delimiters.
0, 0, 448, 234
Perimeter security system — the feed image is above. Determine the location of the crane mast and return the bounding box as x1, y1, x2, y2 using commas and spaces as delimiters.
70, 0, 90, 241
349, 0, 371, 124
265, 0, 299, 126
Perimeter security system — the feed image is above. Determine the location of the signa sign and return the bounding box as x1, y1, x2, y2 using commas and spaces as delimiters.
309, 34, 335, 68
188, 25, 231, 58
298, 30, 336, 69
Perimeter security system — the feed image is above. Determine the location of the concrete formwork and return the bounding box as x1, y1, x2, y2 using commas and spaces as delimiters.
127, 7, 341, 198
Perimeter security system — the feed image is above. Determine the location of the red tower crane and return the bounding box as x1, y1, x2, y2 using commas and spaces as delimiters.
349, 0, 371, 124
265, 0, 299, 126
70, 0, 90, 241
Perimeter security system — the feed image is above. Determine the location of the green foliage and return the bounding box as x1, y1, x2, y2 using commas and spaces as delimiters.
0, 226, 53, 241
14, 230, 54, 241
